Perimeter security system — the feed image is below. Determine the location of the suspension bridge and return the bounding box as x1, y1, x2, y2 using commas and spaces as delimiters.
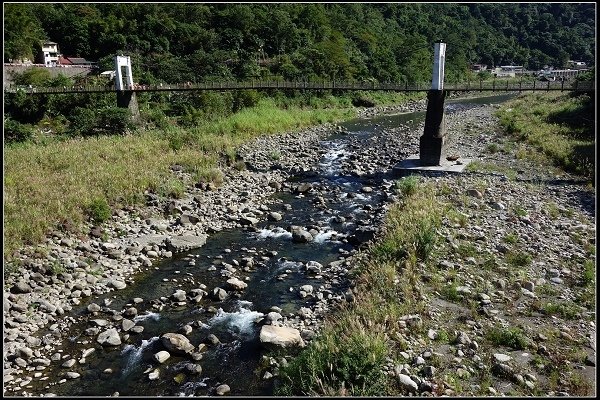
3, 77, 595, 95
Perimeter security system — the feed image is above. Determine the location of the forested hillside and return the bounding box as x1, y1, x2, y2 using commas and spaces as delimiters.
4, 3, 596, 84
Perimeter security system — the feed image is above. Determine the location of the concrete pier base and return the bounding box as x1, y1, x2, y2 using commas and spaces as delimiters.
116, 90, 140, 123
393, 154, 472, 177
419, 89, 447, 166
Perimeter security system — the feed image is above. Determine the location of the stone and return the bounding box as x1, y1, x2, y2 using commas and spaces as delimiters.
65, 372, 80, 379
259, 325, 304, 350
493, 353, 512, 363
17, 347, 34, 360
88, 303, 102, 313
97, 329, 121, 346
166, 235, 208, 253
61, 359, 76, 368
215, 384, 230, 396
172, 290, 187, 302
122, 319, 136, 332
268, 212, 282, 221
205, 334, 221, 346
239, 216, 260, 226
226, 277, 248, 291
148, 369, 160, 380
161, 333, 195, 355
397, 373, 418, 393
212, 287, 228, 301
154, 351, 171, 364
109, 279, 127, 290
467, 189, 483, 199
11, 281, 33, 294
291, 228, 313, 243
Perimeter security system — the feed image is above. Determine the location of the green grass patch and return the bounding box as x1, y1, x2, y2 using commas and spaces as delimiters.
505, 250, 532, 267
496, 92, 595, 181
541, 301, 582, 320
395, 175, 419, 197
456, 242, 478, 258
582, 259, 595, 286
85, 196, 112, 223
503, 232, 519, 244
486, 326, 530, 350
276, 326, 389, 396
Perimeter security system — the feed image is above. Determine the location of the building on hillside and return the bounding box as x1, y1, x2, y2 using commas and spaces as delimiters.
37, 41, 60, 67
470, 63, 488, 72
58, 55, 72, 65
492, 65, 524, 77
566, 60, 587, 70
64, 57, 96, 67
99, 70, 116, 80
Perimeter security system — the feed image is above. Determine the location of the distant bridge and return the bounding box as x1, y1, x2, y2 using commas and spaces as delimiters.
4, 78, 595, 95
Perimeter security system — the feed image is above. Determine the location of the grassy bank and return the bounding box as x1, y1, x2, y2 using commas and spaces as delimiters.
495, 91, 595, 181
276, 177, 446, 396
3, 91, 422, 259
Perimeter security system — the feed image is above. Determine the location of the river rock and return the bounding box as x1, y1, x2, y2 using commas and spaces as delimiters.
259, 325, 304, 350
172, 290, 187, 302
97, 329, 121, 346
226, 277, 248, 291
11, 281, 32, 294
215, 384, 230, 395
109, 279, 127, 290
65, 372, 81, 379
397, 373, 419, 393
122, 319, 135, 332
239, 215, 259, 226
305, 261, 322, 274
291, 228, 313, 243
17, 347, 34, 360
268, 212, 283, 221
166, 235, 208, 253
161, 333, 195, 355
212, 287, 228, 301
154, 350, 171, 363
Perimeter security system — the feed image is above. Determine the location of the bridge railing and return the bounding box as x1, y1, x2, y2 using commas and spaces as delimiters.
3, 79, 594, 94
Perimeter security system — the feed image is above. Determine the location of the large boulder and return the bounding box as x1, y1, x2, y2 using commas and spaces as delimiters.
166, 235, 208, 253
259, 325, 304, 351
97, 329, 121, 346
291, 227, 313, 243
226, 278, 248, 291
161, 333, 195, 355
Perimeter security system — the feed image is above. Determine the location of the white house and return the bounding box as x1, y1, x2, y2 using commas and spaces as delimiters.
39, 41, 60, 67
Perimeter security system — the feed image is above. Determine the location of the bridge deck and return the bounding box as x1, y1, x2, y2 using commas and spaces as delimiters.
4, 79, 594, 95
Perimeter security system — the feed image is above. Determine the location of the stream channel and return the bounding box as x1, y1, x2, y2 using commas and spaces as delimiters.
25, 93, 515, 397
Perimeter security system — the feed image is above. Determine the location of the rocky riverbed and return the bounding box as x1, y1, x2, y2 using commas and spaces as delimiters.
3, 95, 595, 396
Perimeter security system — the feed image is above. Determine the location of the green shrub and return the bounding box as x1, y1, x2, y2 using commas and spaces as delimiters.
96, 107, 134, 135
12, 67, 52, 86
277, 330, 388, 396
505, 250, 532, 267
233, 89, 261, 112
414, 219, 437, 261
86, 197, 111, 223
396, 176, 419, 197
486, 327, 530, 350
4, 118, 34, 143
67, 107, 97, 137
